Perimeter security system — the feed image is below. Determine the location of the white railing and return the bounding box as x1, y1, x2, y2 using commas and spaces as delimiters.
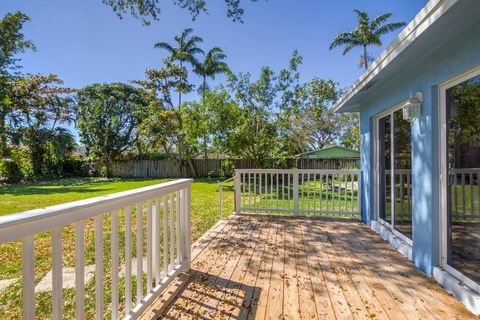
0, 179, 192, 320
234, 169, 361, 218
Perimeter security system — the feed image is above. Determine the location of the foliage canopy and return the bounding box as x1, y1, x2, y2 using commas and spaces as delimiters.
76, 83, 150, 170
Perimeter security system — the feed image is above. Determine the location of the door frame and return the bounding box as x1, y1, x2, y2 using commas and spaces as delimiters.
373, 100, 413, 246
438, 65, 480, 293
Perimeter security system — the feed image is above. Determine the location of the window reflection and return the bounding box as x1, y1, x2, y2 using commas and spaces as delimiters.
446, 74, 480, 284
378, 111, 412, 240
379, 115, 391, 223
393, 110, 412, 239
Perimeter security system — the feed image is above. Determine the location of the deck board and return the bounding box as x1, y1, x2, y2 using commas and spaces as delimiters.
140, 215, 478, 320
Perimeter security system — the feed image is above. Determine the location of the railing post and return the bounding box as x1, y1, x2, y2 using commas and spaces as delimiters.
184, 183, 192, 270
219, 182, 223, 219
293, 169, 299, 217
234, 170, 241, 214
358, 171, 362, 220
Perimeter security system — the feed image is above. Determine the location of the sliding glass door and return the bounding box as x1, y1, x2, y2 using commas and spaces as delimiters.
443, 71, 480, 286
378, 109, 412, 240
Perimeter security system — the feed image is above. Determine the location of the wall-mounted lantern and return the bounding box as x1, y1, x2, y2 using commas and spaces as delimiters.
403, 91, 423, 122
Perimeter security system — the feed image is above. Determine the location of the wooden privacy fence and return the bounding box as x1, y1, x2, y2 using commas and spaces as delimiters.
233, 169, 361, 218
107, 158, 360, 178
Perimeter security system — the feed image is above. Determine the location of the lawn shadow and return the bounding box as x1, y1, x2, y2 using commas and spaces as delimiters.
0, 178, 144, 196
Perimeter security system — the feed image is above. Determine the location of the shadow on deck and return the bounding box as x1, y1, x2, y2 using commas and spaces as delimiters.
140, 215, 477, 320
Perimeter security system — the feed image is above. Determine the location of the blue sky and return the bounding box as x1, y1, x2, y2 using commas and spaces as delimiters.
1, 0, 426, 139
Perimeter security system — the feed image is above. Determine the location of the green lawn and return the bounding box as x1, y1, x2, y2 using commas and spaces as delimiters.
0, 178, 234, 319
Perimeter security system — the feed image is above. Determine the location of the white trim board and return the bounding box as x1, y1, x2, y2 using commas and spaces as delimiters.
372, 99, 414, 245
433, 268, 480, 315
437, 64, 480, 301
334, 0, 459, 112
370, 220, 412, 261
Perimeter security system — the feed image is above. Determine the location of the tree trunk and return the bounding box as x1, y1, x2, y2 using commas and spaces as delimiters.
203, 135, 208, 160
202, 75, 207, 101
105, 160, 111, 178
0, 112, 8, 157
178, 60, 183, 109
179, 141, 197, 177
363, 46, 368, 70
187, 156, 196, 177
202, 75, 208, 160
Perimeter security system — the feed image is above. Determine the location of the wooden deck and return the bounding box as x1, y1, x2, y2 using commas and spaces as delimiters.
140, 215, 478, 320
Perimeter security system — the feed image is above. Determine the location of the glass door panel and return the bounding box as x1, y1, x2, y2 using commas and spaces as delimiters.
377, 109, 412, 240
393, 110, 412, 239
378, 115, 392, 223
445, 74, 480, 284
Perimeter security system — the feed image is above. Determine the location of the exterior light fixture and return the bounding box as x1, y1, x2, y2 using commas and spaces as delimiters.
403, 91, 423, 122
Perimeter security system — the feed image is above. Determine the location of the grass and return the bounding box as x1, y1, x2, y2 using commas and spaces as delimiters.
0, 178, 170, 215
0, 177, 234, 319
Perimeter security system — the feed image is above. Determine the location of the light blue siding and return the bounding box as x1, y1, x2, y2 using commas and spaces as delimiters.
359, 21, 480, 275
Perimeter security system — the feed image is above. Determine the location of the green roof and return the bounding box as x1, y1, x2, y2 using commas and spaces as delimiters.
296, 145, 360, 159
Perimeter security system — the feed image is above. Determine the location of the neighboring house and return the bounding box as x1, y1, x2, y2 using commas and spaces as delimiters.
334, 0, 480, 314
296, 145, 360, 159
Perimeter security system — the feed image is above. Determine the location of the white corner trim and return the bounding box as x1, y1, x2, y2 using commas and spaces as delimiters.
370, 220, 412, 260
433, 268, 480, 315
333, 0, 459, 112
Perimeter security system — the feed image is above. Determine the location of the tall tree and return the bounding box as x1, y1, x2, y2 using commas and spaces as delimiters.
9, 73, 75, 176
136, 103, 180, 155
194, 47, 229, 99
223, 67, 280, 165
154, 28, 204, 108
0, 11, 35, 156
135, 61, 199, 175
76, 83, 149, 175
330, 10, 405, 70
287, 78, 352, 152
194, 47, 229, 158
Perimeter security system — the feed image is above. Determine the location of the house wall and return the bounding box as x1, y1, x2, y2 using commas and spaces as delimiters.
359, 20, 480, 275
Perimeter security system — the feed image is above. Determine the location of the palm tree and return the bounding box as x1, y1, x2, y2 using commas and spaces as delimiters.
154, 28, 204, 108
193, 47, 230, 159
330, 10, 406, 70
194, 47, 230, 99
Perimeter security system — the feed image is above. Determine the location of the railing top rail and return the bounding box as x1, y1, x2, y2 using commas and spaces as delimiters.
0, 179, 192, 244
382, 168, 480, 174
385, 169, 411, 174
219, 176, 234, 185
235, 169, 361, 174
450, 168, 480, 173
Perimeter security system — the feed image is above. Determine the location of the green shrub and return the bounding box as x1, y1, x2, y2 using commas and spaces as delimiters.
9, 146, 34, 180
61, 159, 92, 177
0, 158, 23, 183
100, 166, 109, 178
221, 159, 235, 177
